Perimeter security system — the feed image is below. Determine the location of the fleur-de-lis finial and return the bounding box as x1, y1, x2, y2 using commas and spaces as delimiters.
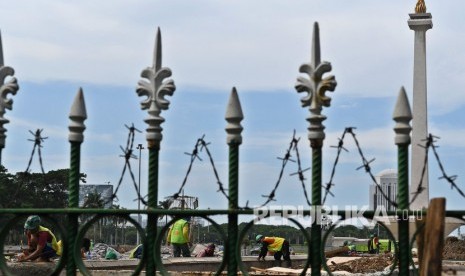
415, 0, 427, 13
0, 30, 19, 149
295, 22, 336, 144
136, 27, 176, 147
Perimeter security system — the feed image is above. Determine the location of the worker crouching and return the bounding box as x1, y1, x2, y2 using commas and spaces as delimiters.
256, 234, 292, 267
18, 215, 59, 262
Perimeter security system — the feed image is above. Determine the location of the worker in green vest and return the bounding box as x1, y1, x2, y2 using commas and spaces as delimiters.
167, 217, 191, 257
371, 233, 380, 254
368, 234, 374, 253
256, 234, 292, 267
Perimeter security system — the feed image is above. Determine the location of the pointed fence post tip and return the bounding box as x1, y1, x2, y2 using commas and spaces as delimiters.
153, 27, 162, 71
312, 22, 321, 67
69, 87, 87, 143
225, 87, 244, 145
393, 86, 412, 145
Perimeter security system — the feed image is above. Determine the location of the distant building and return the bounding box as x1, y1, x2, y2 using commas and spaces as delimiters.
369, 169, 397, 211
79, 184, 113, 209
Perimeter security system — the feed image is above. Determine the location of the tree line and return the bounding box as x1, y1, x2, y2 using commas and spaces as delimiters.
0, 165, 387, 247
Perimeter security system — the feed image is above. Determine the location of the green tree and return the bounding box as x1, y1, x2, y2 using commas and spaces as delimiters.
0, 167, 86, 208
0, 167, 86, 244
0, 166, 16, 208
82, 191, 105, 242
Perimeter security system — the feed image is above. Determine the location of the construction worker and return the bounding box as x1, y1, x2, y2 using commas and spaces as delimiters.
371, 233, 380, 254
347, 241, 356, 255
196, 243, 215, 257
256, 234, 292, 267
166, 217, 191, 257
368, 234, 374, 253
342, 240, 356, 255
18, 215, 59, 262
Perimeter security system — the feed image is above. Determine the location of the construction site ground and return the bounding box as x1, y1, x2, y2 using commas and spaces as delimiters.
4, 237, 465, 275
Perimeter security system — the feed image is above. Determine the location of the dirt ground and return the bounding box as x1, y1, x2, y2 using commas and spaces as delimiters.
328, 254, 394, 274
326, 237, 465, 274
443, 237, 465, 260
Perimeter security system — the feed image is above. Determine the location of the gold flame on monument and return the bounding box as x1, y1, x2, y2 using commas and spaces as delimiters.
415, 0, 426, 13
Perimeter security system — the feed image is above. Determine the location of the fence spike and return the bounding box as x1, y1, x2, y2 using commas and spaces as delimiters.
393, 86, 412, 145
68, 87, 87, 143
225, 87, 244, 145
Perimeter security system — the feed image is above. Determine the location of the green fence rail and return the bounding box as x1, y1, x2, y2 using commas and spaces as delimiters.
1, 209, 465, 275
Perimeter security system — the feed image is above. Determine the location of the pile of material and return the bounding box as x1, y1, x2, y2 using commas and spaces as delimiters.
443, 237, 465, 260
328, 255, 393, 274
89, 243, 121, 260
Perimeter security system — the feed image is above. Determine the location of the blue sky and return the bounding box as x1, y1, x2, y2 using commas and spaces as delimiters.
1, 1, 465, 219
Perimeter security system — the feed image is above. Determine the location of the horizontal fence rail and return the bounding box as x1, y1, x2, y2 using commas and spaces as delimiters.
2, 209, 465, 275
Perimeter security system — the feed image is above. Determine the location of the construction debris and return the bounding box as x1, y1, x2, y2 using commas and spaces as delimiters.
328, 255, 394, 274
443, 237, 465, 260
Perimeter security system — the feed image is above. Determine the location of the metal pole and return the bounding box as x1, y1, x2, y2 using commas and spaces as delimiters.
295, 22, 336, 276
146, 145, 159, 275
393, 87, 413, 276
225, 88, 244, 276
136, 27, 176, 276
67, 88, 87, 276
311, 145, 322, 275
137, 143, 144, 245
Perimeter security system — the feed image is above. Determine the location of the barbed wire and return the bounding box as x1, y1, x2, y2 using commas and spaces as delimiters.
322, 127, 398, 208
410, 133, 465, 203
324, 129, 465, 208
322, 127, 351, 204
289, 133, 312, 206
25, 129, 47, 174
109, 123, 147, 207
171, 135, 229, 201
409, 134, 433, 205
258, 130, 312, 207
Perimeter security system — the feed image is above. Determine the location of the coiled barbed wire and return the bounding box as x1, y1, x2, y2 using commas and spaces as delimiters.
323, 127, 397, 208
410, 133, 465, 203
25, 129, 47, 174
324, 129, 465, 207
172, 135, 229, 201
409, 134, 433, 205
259, 130, 312, 207
322, 127, 351, 204
109, 123, 147, 207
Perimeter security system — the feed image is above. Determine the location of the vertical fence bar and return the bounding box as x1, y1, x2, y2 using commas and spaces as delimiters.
146, 144, 159, 275
393, 87, 412, 276
136, 27, 176, 275
67, 88, 87, 276
227, 144, 239, 275
225, 88, 243, 276
295, 22, 337, 276
310, 145, 322, 275
398, 144, 410, 276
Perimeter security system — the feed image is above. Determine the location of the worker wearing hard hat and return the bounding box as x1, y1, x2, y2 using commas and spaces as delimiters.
256, 234, 292, 267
